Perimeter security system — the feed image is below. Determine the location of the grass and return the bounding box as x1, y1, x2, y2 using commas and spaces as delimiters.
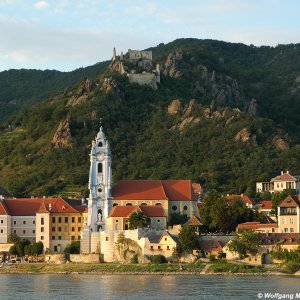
208, 260, 266, 274
0, 262, 204, 274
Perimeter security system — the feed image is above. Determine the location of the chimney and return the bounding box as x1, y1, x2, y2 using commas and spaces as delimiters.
49, 203, 52, 211
287, 170, 289, 174
43, 196, 46, 198
281, 171, 284, 175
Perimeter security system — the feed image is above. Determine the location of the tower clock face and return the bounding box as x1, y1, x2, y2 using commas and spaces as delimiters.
97, 185, 104, 195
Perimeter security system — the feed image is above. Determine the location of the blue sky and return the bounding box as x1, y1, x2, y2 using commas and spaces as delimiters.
0, 0, 299, 71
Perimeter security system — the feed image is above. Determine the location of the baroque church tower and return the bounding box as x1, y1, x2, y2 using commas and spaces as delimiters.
87, 126, 112, 231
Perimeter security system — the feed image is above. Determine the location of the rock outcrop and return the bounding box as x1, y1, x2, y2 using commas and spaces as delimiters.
247, 98, 258, 116
163, 49, 185, 78
273, 137, 289, 151
77, 78, 95, 96
51, 117, 73, 149
101, 77, 122, 100
235, 128, 256, 146
167, 99, 182, 114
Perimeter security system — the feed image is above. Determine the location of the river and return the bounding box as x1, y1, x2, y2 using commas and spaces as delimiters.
0, 274, 299, 299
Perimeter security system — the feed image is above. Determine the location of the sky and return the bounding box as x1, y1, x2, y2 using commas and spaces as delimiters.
0, 0, 299, 72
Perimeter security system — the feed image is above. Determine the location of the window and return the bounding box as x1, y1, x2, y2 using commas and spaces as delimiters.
167, 246, 170, 250
172, 205, 177, 211
33, 230, 35, 234
98, 142, 103, 147
54, 246, 57, 252
0, 229, 3, 233
157, 219, 160, 223
158, 246, 161, 250
165, 238, 167, 241
183, 205, 188, 211
41, 236, 44, 240
150, 246, 153, 250
52, 227, 55, 232
284, 228, 288, 233
105, 237, 109, 241
282, 218, 286, 225
113, 203, 118, 207
41, 227, 44, 232
78, 227, 81, 231
13, 221, 16, 225
41, 218, 44, 225
98, 163, 103, 173
0, 220, 3, 224
71, 236, 75, 240
23, 230, 26, 234
126, 203, 132, 206
33, 220, 35, 225
58, 217, 62, 223
281, 183, 283, 188
65, 217, 68, 223
78, 217, 81, 223
52, 217, 55, 223
72, 217, 75, 223
272, 228, 275, 233
116, 220, 118, 223
13, 230, 16, 234
141, 203, 147, 206
23, 221, 26, 225
290, 228, 294, 233
72, 227, 75, 232
290, 218, 294, 224
155, 203, 161, 206
58, 227, 62, 232
52, 236, 55, 240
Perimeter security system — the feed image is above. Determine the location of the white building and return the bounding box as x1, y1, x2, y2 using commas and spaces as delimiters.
256, 171, 300, 194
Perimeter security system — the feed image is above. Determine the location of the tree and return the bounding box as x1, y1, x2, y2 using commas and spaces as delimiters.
227, 229, 260, 259
176, 225, 198, 256
169, 213, 188, 226
8, 233, 20, 244
129, 212, 150, 229
64, 241, 80, 254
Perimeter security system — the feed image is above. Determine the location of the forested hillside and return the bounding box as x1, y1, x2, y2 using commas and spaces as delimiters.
0, 38, 299, 197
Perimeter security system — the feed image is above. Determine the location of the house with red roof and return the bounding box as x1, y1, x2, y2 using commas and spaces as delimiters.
256, 171, 300, 194
256, 200, 273, 216
224, 194, 254, 208
0, 197, 87, 253
236, 221, 278, 233
111, 180, 199, 225
106, 205, 166, 231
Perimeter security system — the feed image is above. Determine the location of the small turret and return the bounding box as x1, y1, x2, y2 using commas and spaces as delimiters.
112, 47, 116, 62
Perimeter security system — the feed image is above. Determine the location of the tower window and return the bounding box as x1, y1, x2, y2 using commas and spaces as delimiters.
113, 203, 118, 207
98, 142, 103, 147
126, 203, 132, 206
98, 163, 103, 173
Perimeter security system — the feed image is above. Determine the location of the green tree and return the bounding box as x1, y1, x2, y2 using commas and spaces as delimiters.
227, 229, 260, 259
169, 213, 188, 226
176, 225, 198, 256
64, 241, 80, 254
129, 212, 150, 229
8, 233, 20, 244
271, 189, 296, 214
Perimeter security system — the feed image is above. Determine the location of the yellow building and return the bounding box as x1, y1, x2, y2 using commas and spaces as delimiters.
277, 195, 300, 233
36, 197, 87, 253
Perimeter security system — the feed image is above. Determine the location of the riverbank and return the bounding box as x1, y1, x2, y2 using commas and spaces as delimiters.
0, 262, 296, 276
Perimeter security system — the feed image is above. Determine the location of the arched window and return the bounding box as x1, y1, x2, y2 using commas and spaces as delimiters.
113, 203, 118, 207
98, 142, 103, 147
98, 188, 102, 193
98, 163, 102, 173
183, 205, 188, 211
155, 203, 162, 206
124, 224, 129, 230
172, 205, 177, 211
126, 203, 132, 206
141, 203, 147, 206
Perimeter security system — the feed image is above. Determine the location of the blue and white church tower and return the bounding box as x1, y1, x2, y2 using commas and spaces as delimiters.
81, 126, 112, 253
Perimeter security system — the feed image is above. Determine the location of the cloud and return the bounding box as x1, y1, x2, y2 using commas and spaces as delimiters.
34, 1, 49, 10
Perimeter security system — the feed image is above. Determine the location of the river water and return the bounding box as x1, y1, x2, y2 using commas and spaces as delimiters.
0, 274, 299, 299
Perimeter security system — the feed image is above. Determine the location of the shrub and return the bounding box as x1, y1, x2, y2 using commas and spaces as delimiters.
284, 262, 300, 274
152, 255, 167, 264
130, 254, 138, 264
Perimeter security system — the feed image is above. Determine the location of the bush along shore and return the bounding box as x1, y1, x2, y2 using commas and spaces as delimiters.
0, 261, 298, 276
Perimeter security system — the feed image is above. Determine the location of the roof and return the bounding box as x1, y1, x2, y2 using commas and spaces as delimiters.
185, 216, 203, 226
200, 240, 224, 252
108, 205, 165, 218
271, 172, 299, 182
236, 222, 278, 230
192, 183, 202, 194
0, 200, 9, 215
260, 233, 300, 245
278, 195, 300, 208
224, 194, 254, 205
257, 200, 272, 210
113, 180, 197, 201
0, 197, 84, 216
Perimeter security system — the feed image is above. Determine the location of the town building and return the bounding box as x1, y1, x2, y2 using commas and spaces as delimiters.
224, 194, 254, 208
277, 195, 300, 233
236, 221, 278, 233
256, 171, 300, 193
256, 200, 273, 216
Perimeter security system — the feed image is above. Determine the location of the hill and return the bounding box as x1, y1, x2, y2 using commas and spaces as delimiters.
0, 38, 299, 197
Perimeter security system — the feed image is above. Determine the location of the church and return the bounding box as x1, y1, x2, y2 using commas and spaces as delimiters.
81, 126, 200, 258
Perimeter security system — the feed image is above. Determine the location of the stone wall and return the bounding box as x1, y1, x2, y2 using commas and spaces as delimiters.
127, 73, 157, 90
69, 253, 100, 263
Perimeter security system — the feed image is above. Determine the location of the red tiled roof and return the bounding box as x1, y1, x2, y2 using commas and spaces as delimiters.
224, 194, 254, 205
2, 197, 83, 216
260, 233, 300, 245
113, 180, 196, 201
237, 222, 278, 230
200, 240, 223, 252
192, 183, 202, 194
271, 172, 298, 182
185, 216, 202, 226
108, 205, 165, 218
0, 200, 9, 215
257, 200, 272, 210
278, 195, 300, 208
